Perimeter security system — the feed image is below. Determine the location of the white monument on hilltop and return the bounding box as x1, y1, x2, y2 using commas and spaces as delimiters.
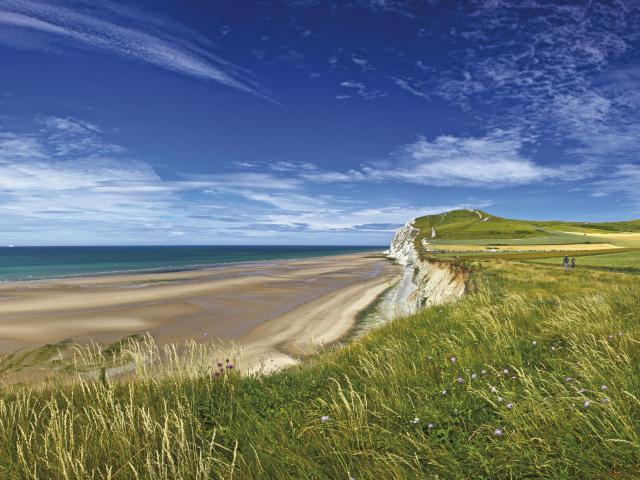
431, 227, 437, 238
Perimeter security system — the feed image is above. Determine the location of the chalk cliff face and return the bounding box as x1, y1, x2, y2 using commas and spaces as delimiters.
388, 219, 419, 266
388, 217, 466, 311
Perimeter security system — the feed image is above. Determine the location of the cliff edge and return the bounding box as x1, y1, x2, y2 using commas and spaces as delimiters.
388, 217, 466, 312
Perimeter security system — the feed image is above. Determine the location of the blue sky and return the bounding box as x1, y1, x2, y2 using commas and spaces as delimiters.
0, 0, 639, 245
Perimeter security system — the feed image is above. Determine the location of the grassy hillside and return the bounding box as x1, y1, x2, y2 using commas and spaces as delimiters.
413, 209, 640, 253
413, 209, 543, 241
1, 260, 640, 478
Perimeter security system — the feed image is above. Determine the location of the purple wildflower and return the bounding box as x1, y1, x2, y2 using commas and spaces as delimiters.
506, 402, 513, 410
450, 356, 457, 364
456, 377, 464, 384
583, 400, 591, 409
494, 428, 503, 436
226, 363, 234, 369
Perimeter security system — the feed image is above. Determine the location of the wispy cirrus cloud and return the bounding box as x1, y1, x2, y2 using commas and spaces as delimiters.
0, 0, 269, 98
337, 80, 387, 100
392, 77, 428, 99
428, 0, 640, 162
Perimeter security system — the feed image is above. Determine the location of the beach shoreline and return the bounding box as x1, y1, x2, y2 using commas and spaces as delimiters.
0, 252, 400, 376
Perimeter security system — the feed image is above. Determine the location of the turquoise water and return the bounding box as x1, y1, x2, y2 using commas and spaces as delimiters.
0, 246, 383, 282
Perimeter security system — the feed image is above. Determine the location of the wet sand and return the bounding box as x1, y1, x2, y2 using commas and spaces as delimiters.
0, 253, 399, 370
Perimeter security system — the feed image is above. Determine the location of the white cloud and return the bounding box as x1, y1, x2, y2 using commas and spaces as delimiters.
4, 117, 468, 244
0, 0, 268, 98
302, 130, 595, 187
392, 77, 429, 99
351, 56, 371, 70
428, 0, 640, 163
592, 164, 640, 204
338, 80, 387, 100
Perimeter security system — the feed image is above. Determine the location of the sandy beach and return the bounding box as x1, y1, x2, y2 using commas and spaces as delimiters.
0, 253, 399, 371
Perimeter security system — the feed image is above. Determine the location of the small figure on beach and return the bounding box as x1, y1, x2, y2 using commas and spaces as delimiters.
571, 257, 576, 269
563, 255, 569, 270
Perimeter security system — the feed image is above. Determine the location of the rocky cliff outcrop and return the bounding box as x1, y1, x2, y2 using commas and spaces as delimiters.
388, 218, 466, 312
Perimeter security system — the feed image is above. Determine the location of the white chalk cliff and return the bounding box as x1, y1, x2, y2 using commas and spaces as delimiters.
387, 217, 466, 313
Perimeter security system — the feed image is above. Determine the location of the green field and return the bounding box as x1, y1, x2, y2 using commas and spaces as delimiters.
1, 211, 640, 478
527, 250, 640, 273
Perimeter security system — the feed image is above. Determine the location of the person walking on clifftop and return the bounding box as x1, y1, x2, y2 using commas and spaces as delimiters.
563, 255, 569, 271
571, 257, 576, 270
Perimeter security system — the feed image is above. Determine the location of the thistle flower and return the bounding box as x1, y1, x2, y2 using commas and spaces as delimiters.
320, 415, 330, 423
226, 363, 234, 369
506, 402, 513, 410
456, 377, 464, 384
450, 356, 457, 364
601, 385, 608, 391
494, 428, 503, 436
427, 423, 434, 430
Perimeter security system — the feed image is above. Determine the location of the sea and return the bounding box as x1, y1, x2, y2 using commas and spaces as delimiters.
0, 246, 385, 282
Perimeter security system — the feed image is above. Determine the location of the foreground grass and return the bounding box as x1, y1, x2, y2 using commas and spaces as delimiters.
1, 261, 640, 479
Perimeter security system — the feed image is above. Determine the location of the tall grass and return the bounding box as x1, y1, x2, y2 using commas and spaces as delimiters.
1, 260, 639, 478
